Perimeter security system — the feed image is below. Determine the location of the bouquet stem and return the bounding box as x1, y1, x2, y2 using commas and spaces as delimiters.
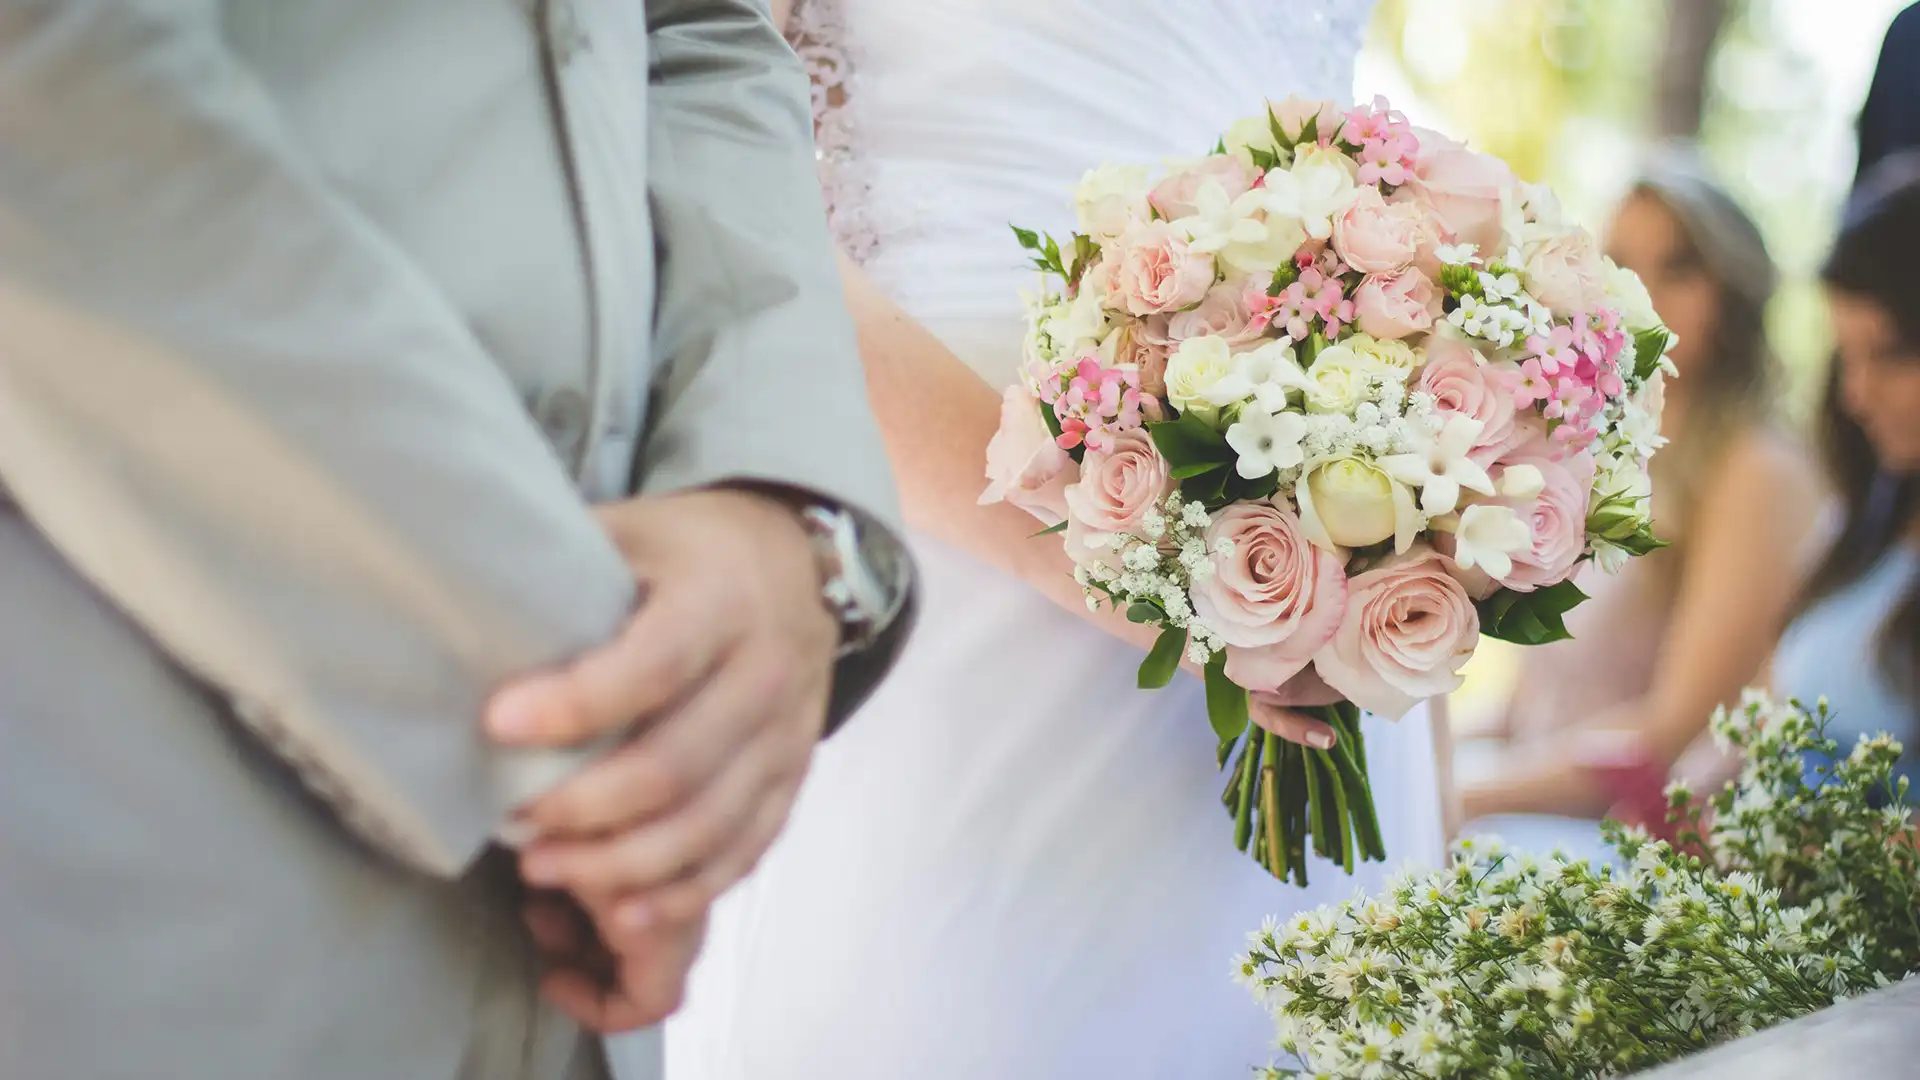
1222, 702, 1384, 885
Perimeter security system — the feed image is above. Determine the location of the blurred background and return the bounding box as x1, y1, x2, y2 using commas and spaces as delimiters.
1352, 0, 1914, 732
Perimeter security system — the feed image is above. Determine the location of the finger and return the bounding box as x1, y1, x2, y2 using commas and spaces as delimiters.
519, 704, 809, 896
485, 583, 732, 748
541, 967, 653, 1033
518, 643, 807, 836
611, 775, 798, 937
542, 916, 709, 1033
1250, 701, 1338, 750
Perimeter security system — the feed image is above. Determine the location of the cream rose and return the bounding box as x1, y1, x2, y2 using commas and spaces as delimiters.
1352, 268, 1440, 341
1189, 502, 1349, 692
1063, 429, 1172, 563
980, 384, 1077, 525
1342, 332, 1419, 374
1075, 163, 1152, 246
1522, 226, 1607, 314
1302, 342, 1387, 415
1604, 256, 1663, 332
1333, 186, 1434, 275
1164, 336, 1242, 422
1223, 114, 1284, 169
1271, 96, 1347, 144
1107, 220, 1216, 317
1148, 155, 1259, 222
1312, 546, 1481, 719
1298, 458, 1406, 550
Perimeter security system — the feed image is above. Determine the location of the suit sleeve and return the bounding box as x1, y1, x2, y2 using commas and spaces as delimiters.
640, 0, 916, 728
0, 2, 635, 876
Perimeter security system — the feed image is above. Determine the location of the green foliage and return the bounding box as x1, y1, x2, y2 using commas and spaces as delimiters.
1136, 626, 1186, 690
1476, 580, 1589, 645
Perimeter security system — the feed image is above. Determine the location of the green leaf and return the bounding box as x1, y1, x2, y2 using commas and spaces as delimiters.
1171, 460, 1229, 481
1040, 400, 1065, 441
1297, 112, 1320, 148
1248, 146, 1280, 172
1137, 627, 1187, 690
1269, 110, 1291, 152
1476, 580, 1590, 646
1126, 599, 1168, 624
1211, 137, 1228, 157
1205, 652, 1250, 752
1011, 225, 1043, 252
1632, 327, 1672, 382
1222, 467, 1281, 505
1027, 520, 1068, 539
1613, 528, 1671, 557
1180, 466, 1232, 507
1148, 412, 1233, 472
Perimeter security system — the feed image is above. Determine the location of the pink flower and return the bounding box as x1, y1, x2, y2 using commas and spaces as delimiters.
1407, 132, 1515, 255
1148, 154, 1259, 222
1063, 428, 1171, 559
1512, 358, 1553, 410
1052, 355, 1149, 453
1526, 325, 1580, 376
1165, 279, 1270, 350
1312, 546, 1480, 719
1356, 132, 1418, 187
1521, 228, 1607, 314
1489, 442, 1594, 591
1543, 377, 1593, 420
1419, 336, 1517, 461
1333, 186, 1434, 275
1352, 268, 1439, 340
1107, 220, 1216, 317
1342, 96, 1410, 147
980, 383, 1078, 525
1188, 502, 1349, 692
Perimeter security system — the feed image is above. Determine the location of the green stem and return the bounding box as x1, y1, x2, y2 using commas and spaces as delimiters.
1233, 734, 1261, 853
1320, 749, 1355, 872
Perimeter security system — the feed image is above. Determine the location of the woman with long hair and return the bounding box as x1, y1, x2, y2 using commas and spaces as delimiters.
1775, 154, 1920, 788
1458, 148, 1825, 847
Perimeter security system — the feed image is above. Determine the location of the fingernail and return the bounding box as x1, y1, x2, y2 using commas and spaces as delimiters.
487, 688, 544, 742
1309, 731, 1337, 751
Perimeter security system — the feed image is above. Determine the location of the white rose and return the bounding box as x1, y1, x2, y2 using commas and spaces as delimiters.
1604, 257, 1663, 332
1075, 164, 1152, 245
1223, 115, 1284, 169
1165, 336, 1243, 423
1303, 343, 1391, 415
1341, 332, 1419, 375
1049, 274, 1111, 352
1299, 457, 1409, 549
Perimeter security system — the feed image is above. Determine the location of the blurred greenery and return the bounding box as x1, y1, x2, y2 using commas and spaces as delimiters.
1358, 0, 1910, 728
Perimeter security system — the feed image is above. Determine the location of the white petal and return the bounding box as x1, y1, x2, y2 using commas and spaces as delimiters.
1448, 457, 1497, 497
1497, 463, 1545, 500
1421, 476, 1461, 517
1376, 453, 1433, 489
1391, 479, 1421, 555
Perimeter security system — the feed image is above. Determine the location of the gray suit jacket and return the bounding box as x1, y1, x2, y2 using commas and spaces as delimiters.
0, 1, 900, 1077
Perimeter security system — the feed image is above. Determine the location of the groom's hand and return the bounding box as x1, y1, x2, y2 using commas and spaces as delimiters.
522, 891, 709, 1033
487, 488, 838, 932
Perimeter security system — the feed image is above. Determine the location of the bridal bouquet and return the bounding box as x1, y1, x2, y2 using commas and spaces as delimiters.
981, 96, 1673, 885
1237, 692, 1920, 1079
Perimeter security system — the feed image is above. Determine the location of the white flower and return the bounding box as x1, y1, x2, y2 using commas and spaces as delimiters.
1591, 539, 1630, 575
1226, 407, 1310, 479
1164, 336, 1241, 421
1261, 146, 1359, 242
1452, 504, 1531, 579
1496, 463, 1545, 500
1604, 256, 1663, 332
1231, 339, 1312, 410
1434, 242, 1481, 266
1302, 342, 1391, 415
1178, 180, 1307, 277
1479, 268, 1522, 302
1377, 414, 1497, 516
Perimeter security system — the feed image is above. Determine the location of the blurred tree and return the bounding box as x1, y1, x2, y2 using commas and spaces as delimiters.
1656, 0, 1731, 136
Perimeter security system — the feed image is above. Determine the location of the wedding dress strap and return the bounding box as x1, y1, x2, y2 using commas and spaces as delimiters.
785, 0, 878, 263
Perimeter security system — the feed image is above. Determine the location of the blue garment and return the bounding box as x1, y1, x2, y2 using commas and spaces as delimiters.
1774, 547, 1919, 798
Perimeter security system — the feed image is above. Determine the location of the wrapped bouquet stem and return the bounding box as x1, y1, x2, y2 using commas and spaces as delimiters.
982, 95, 1673, 884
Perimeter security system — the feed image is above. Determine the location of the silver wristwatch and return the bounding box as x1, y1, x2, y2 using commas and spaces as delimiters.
796, 503, 908, 658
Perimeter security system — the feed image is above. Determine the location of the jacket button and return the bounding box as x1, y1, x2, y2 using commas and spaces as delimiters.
536, 387, 590, 456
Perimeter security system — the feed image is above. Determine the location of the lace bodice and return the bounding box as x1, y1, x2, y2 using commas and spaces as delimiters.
787, 0, 1376, 379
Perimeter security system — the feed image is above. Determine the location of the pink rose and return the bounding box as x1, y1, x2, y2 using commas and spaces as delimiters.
1101, 320, 1172, 398
1188, 502, 1350, 692
1164, 279, 1269, 350
1352, 268, 1439, 340
1387, 187, 1452, 278
1408, 131, 1514, 255
1272, 96, 1349, 143
1148, 154, 1258, 221
980, 383, 1078, 525
1521, 227, 1607, 314
1313, 546, 1480, 719
1107, 220, 1216, 318
1418, 336, 1517, 464
1063, 428, 1171, 562
1333, 186, 1435, 275
1489, 440, 1595, 591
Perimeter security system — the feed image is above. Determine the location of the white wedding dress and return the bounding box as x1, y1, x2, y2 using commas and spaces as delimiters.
632, 2, 1444, 1076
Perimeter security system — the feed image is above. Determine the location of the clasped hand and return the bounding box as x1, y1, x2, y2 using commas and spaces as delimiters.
485, 489, 839, 1032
